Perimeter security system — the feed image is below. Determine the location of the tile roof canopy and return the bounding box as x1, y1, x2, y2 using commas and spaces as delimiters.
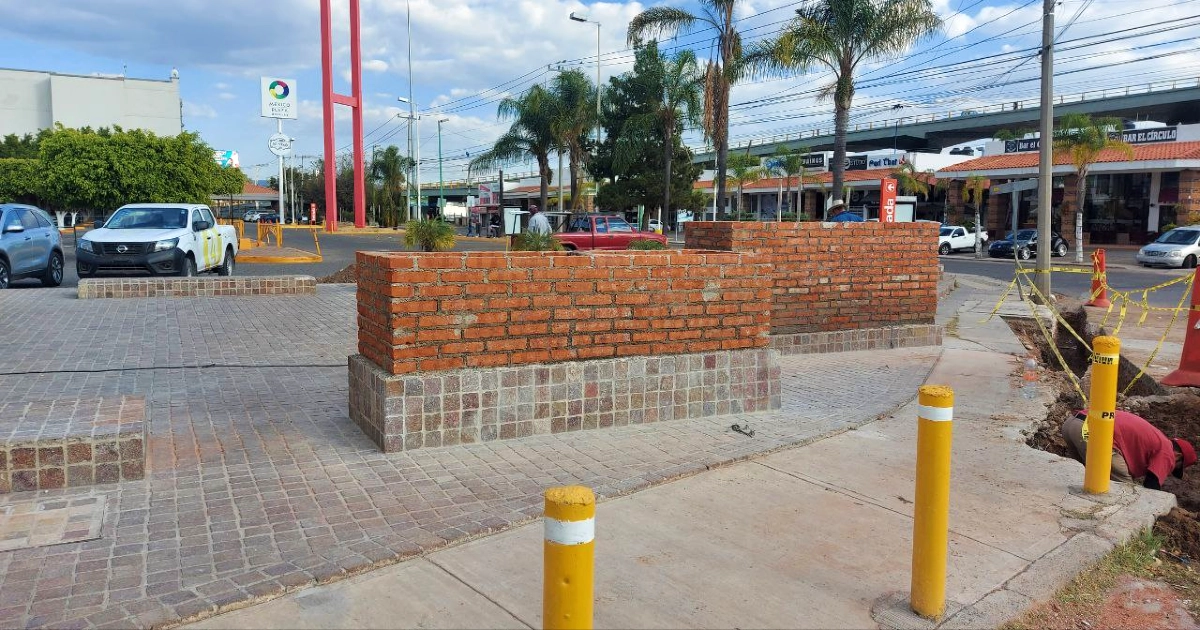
938, 140, 1200, 173
243, 182, 278, 195
694, 169, 936, 190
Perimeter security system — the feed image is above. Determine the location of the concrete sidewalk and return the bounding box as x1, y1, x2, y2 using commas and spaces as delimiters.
193, 275, 1175, 630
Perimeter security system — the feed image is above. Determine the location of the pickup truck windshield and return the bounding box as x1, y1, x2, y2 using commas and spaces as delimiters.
939, 227, 953, 236
105, 207, 190, 230
607, 218, 633, 232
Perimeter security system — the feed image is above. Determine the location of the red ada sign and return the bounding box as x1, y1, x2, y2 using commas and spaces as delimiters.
881, 178, 898, 223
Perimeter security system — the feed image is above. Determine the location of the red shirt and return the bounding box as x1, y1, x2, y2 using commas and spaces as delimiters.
1082, 409, 1176, 483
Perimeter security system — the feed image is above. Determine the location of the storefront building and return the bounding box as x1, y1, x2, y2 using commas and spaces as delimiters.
935, 124, 1200, 245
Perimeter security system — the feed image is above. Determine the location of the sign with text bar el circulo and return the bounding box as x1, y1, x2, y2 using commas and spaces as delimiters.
880, 178, 898, 223
261, 77, 298, 120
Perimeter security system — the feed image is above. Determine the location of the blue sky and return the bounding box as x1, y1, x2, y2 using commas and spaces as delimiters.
0, 0, 1196, 185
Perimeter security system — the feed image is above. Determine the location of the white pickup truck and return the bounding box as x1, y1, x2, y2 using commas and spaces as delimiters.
76, 203, 238, 277
938, 225, 988, 255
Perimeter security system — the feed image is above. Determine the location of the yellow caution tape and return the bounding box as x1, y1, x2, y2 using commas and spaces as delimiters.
1121, 271, 1196, 396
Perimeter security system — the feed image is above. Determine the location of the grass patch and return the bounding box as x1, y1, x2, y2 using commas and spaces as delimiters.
1002, 529, 1163, 629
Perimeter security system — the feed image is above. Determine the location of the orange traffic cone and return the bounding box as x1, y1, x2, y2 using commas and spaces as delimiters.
1162, 269, 1200, 388
1086, 249, 1111, 308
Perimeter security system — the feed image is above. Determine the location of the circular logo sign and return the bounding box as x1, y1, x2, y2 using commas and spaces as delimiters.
268, 80, 290, 100
268, 133, 293, 157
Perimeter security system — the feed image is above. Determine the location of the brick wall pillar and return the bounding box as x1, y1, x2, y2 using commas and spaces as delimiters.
801, 189, 822, 219
985, 186, 1007, 235
947, 180, 965, 225
1059, 174, 1080, 243
1180, 170, 1200, 224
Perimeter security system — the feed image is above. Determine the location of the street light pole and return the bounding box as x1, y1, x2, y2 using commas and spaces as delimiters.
1035, 0, 1056, 299
405, 0, 417, 221
437, 117, 449, 220
570, 11, 602, 209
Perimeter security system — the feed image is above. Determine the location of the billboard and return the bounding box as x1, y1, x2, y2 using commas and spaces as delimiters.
260, 77, 298, 119
880, 178, 898, 223
213, 150, 240, 168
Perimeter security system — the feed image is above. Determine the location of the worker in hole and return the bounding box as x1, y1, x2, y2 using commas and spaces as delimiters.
1061, 409, 1197, 490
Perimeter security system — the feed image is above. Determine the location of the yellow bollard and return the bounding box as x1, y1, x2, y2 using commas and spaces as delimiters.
1084, 336, 1121, 494
543, 486, 595, 630
911, 385, 954, 620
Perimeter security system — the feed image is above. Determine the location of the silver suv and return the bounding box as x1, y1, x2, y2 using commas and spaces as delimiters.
1137, 225, 1200, 269
0, 204, 65, 289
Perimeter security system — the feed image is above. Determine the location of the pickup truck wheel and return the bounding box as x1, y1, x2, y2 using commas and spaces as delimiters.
938, 243, 951, 256
41, 251, 64, 287
180, 256, 197, 278
561, 243, 577, 251
217, 248, 235, 276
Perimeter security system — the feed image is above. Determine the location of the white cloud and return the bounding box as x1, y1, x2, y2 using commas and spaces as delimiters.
183, 101, 218, 119
218, 92, 237, 100
363, 59, 389, 73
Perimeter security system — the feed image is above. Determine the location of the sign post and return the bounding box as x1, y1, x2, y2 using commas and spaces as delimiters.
881, 178, 898, 223
262, 77, 298, 226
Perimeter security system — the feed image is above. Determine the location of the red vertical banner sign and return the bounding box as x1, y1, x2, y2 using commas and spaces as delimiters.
310, 202, 317, 223
881, 178, 898, 223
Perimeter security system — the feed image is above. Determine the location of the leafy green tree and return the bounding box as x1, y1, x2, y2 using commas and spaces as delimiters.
549, 70, 596, 210
370, 145, 413, 227
593, 43, 703, 221
36, 126, 240, 215
471, 86, 557, 212
628, 0, 759, 220
0, 130, 50, 159
1052, 113, 1135, 262
750, 0, 941, 200
610, 42, 703, 228
0, 159, 39, 204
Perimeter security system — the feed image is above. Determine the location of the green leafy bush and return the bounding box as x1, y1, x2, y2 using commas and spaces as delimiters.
512, 231, 564, 251
628, 239, 667, 250
404, 219, 457, 252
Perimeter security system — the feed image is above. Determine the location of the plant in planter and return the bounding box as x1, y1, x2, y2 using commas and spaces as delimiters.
512, 231, 564, 251
628, 239, 667, 250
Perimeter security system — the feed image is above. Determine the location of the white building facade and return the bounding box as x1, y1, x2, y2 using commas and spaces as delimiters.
0, 68, 182, 138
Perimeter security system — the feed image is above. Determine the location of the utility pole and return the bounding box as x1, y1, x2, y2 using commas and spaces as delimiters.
1034, 0, 1056, 300
437, 117, 448, 220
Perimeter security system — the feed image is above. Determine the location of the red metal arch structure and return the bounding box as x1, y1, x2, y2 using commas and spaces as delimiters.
319, 0, 366, 231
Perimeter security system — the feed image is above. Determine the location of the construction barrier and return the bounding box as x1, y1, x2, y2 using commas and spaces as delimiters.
1162, 269, 1200, 387
910, 385, 954, 620
543, 486, 595, 630
1085, 249, 1111, 308
1083, 336, 1121, 494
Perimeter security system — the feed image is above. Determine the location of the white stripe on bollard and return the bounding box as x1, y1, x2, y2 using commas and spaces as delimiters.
545, 517, 595, 545
917, 405, 954, 422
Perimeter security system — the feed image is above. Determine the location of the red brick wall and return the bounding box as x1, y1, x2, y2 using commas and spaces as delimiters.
684, 222, 939, 335
356, 250, 772, 375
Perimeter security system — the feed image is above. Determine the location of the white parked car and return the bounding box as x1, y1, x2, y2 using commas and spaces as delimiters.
647, 219, 664, 234
1137, 226, 1200, 269
76, 203, 239, 277
938, 225, 989, 255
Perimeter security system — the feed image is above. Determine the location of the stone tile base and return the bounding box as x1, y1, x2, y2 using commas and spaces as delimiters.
349, 349, 782, 453
77, 275, 316, 299
770, 325, 943, 356
0, 397, 146, 493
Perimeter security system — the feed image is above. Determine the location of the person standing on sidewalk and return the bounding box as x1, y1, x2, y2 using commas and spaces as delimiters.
527, 205, 551, 236
1060, 409, 1197, 489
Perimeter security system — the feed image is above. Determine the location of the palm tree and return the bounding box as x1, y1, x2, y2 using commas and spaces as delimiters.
1052, 113, 1135, 263
612, 43, 703, 228
628, 0, 754, 220
964, 174, 988, 258
726, 151, 764, 219
470, 85, 556, 212
891, 160, 930, 198
750, 0, 940, 201
369, 145, 412, 227
768, 146, 810, 221
549, 70, 596, 211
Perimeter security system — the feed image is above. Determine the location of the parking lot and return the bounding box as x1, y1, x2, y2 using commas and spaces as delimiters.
7, 230, 509, 289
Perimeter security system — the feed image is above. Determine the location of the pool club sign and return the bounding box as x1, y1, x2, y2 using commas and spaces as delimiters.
260, 77, 298, 120
1003, 126, 1178, 153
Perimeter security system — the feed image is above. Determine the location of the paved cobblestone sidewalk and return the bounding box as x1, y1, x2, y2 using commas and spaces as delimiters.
0, 287, 939, 628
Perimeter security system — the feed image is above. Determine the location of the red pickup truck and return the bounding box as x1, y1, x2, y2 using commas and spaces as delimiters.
555, 214, 668, 251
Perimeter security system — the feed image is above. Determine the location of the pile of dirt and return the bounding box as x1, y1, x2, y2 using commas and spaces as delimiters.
1155, 507, 1200, 559
318, 264, 357, 284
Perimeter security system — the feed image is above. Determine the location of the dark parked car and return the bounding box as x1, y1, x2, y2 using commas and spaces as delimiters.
0, 204, 64, 289
988, 229, 1070, 260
